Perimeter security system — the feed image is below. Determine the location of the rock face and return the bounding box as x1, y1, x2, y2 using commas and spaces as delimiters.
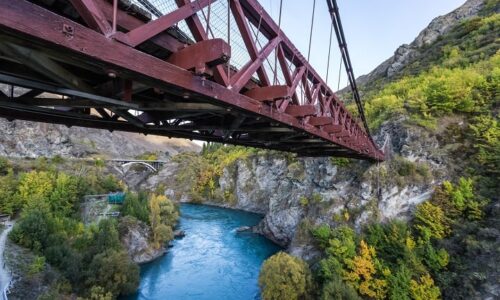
0, 118, 199, 159
120, 218, 165, 264
143, 118, 447, 257
356, 0, 486, 86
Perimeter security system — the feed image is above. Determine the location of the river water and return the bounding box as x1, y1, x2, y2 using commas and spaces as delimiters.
126, 204, 281, 300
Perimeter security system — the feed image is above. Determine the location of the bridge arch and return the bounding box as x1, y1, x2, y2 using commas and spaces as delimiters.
121, 161, 158, 173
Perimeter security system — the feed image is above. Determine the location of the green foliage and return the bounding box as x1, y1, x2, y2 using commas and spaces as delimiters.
434, 178, 487, 222
9, 207, 55, 252
343, 240, 389, 299
365, 157, 433, 189
99, 174, 123, 192
28, 255, 46, 276
258, 252, 313, 300
174, 145, 256, 202
0, 169, 19, 215
363, 50, 499, 130
86, 249, 139, 296
299, 196, 309, 207
149, 194, 178, 249
121, 192, 149, 223
51, 155, 65, 165
330, 157, 351, 167
320, 273, 361, 300
0, 156, 11, 175
135, 151, 159, 161
311, 224, 333, 249
414, 202, 450, 241
84, 286, 114, 300
1, 159, 149, 297
387, 265, 412, 300
410, 274, 441, 300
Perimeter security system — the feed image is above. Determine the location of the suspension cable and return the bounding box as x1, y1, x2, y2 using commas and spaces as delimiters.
205, 0, 212, 38
307, 0, 316, 62
325, 22, 334, 86
326, 0, 373, 140
273, 0, 283, 85
227, 0, 231, 86
337, 56, 342, 91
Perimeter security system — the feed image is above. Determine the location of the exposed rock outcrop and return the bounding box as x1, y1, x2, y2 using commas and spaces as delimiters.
142, 118, 446, 254
119, 218, 166, 264
0, 118, 199, 159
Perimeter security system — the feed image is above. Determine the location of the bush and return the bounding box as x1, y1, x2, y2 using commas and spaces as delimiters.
259, 252, 313, 300
413, 202, 449, 240
121, 192, 149, 223
86, 250, 139, 297
0, 156, 11, 175
410, 274, 441, 300
320, 274, 361, 300
9, 207, 54, 252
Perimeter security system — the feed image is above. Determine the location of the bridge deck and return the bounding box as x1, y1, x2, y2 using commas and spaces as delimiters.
0, 0, 384, 161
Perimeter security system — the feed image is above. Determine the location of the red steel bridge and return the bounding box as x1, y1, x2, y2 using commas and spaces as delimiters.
0, 0, 384, 161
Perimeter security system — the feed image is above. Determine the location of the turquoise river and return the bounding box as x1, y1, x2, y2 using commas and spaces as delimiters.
125, 203, 281, 300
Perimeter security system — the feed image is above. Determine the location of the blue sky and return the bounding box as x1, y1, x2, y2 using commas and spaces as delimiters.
260, 0, 466, 88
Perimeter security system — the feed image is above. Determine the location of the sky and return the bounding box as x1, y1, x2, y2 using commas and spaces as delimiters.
260, 0, 467, 88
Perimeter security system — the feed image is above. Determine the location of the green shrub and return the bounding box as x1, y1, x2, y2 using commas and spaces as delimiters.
28, 255, 46, 276
259, 252, 313, 300
320, 273, 361, 300
0, 156, 11, 175
121, 192, 149, 223
414, 201, 450, 240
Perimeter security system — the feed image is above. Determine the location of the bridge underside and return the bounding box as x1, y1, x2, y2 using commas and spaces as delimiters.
0, 0, 384, 160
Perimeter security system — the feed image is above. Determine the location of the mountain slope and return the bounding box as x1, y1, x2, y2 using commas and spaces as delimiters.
147, 1, 499, 299
0, 118, 200, 159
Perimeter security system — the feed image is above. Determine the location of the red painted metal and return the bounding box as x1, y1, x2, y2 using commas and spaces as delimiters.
244, 85, 289, 102
114, 0, 215, 47
167, 39, 230, 75
308, 116, 334, 126
0, 0, 384, 161
69, 0, 112, 35
285, 105, 316, 117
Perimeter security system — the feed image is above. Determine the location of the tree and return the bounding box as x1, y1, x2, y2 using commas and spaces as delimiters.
17, 171, 54, 209
49, 173, 81, 217
9, 207, 54, 252
149, 194, 177, 249
258, 252, 312, 300
121, 192, 149, 223
413, 202, 449, 240
320, 274, 361, 300
410, 274, 440, 300
344, 240, 388, 300
0, 169, 19, 215
86, 250, 139, 297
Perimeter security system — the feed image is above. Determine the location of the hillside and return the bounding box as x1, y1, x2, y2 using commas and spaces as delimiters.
0, 118, 200, 159
144, 0, 499, 299
0, 0, 497, 299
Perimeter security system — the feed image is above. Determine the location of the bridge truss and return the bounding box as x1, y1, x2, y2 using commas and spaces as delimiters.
0, 0, 384, 160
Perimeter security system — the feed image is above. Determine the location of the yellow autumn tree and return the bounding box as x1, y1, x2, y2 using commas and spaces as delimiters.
410, 274, 441, 300
17, 170, 54, 210
414, 201, 450, 240
149, 194, 176, 249
344, 240, 388, 300
259, 252, 312, 300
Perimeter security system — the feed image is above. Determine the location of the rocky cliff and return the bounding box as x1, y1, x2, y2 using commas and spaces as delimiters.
142, 117, 445, 257
119, 217, 166, 264
0, 118, 199, 159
